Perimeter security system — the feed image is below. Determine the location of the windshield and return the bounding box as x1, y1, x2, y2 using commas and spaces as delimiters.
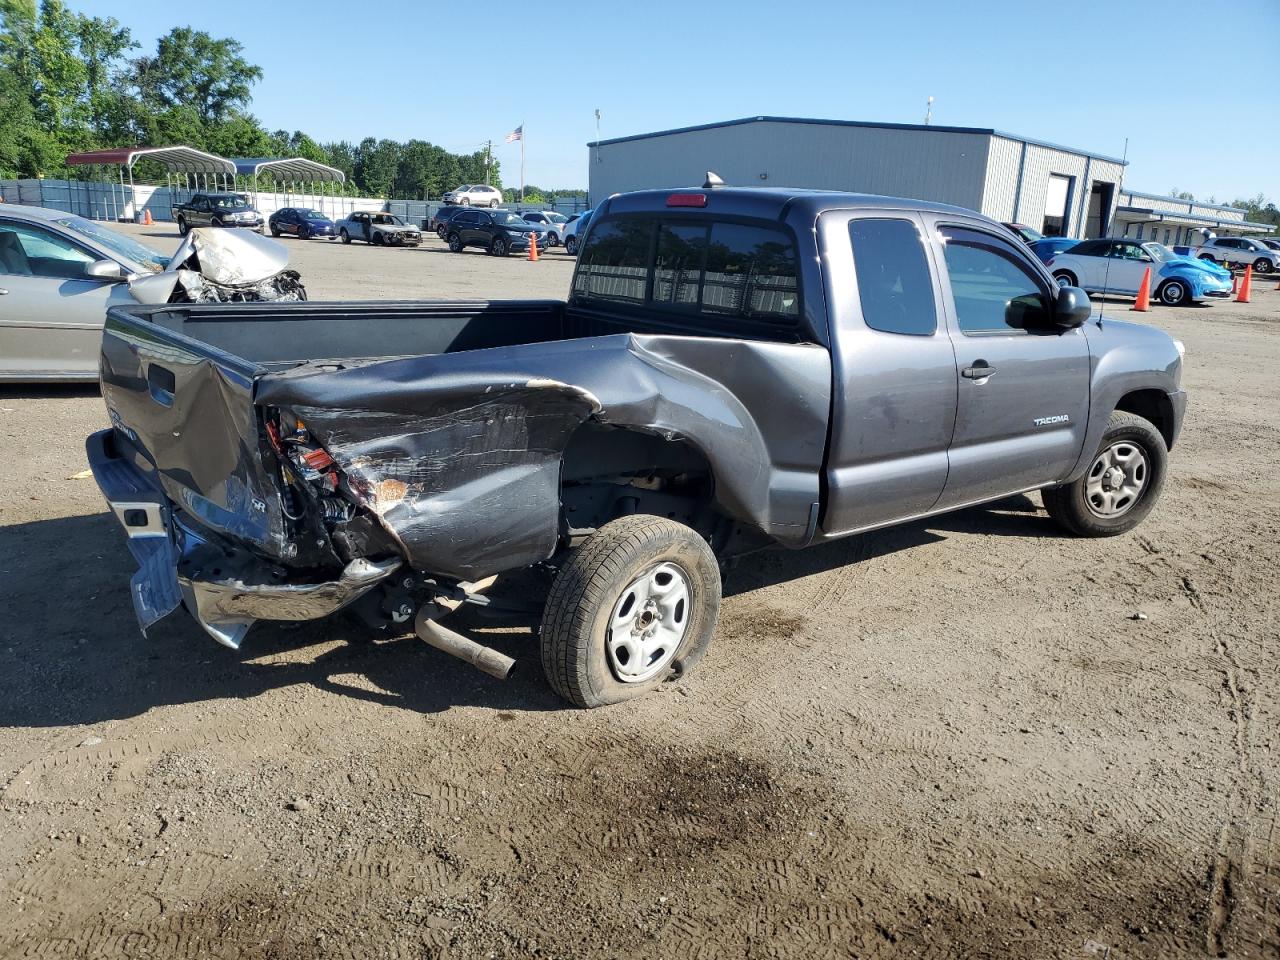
454, 186, 470, 192
1143, 243, 1176, 263
1014, 225, 1043, 242
53, 216, 169, 272
371, 214, 405, 225
492, 211, 526, 226
301, 209, 328, 220
211, 196, 251, 211
548, 213, 567, 223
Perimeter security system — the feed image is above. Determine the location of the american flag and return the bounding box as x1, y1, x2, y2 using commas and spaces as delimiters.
505, 125, 523, 143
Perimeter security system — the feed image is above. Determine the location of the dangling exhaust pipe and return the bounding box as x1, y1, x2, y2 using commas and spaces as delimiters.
413, 577, 515, 680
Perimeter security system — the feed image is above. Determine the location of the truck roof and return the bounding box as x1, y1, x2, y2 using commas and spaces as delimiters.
602, 185, 980, 223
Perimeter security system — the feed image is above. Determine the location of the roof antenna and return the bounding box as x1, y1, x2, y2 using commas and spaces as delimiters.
924, 96, 934, 125
703, 171, 725, 189
1094, 136, 1130, 327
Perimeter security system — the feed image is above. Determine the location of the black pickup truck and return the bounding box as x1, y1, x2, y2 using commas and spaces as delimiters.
89, 183, 1187, 707
172, 193, 264, 234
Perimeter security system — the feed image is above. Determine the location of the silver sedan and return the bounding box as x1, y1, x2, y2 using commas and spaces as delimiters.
0, 204, 170, 382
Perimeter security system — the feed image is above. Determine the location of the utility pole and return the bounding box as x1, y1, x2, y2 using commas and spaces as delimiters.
594, 109, 602, 164
485, 140, 492, 185
924, 96, 934, 125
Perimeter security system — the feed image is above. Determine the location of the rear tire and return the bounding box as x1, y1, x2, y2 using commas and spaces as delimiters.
565, 235, 578, 256
1053, 270, 1077, 288
541, 515, 721, 708
1043, 411, 1167, 537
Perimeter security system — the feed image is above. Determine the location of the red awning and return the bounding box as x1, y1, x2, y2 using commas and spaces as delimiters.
65, 146, 236, 175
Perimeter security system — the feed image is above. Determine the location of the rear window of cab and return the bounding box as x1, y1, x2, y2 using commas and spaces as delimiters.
571, 215, 801, 329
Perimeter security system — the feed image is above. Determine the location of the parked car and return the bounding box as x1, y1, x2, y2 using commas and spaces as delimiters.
336, 211, 422, 246
1049, 238, 1232, 306
172, 193, 263, 234
89, 184, 1186, 708
442, 184, 503, 207
1002, 222, 1043, 244
562, 208, 594, 255
1030, 236, 1080, 265
269, 207, 337, 240
520, 210, 570, 245
444, 208, 544, 256
1, 204, 303, 381
430, 205, 469, 239
1196, 236, 1279, 273
1256, 237, 1280, 252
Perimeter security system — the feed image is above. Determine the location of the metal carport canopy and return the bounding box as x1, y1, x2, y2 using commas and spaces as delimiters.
232, 158, 345, 182
65, 145, 236, 174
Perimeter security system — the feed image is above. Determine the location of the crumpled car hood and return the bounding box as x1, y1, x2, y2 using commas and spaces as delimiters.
167, 228, 290, 284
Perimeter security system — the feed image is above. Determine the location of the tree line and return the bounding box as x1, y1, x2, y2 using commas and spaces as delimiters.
0, 0, 585, 201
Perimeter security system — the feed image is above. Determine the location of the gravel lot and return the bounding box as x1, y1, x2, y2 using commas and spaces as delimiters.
1, 223, 1277, 958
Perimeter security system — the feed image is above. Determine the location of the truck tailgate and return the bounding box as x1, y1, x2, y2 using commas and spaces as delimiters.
98, 307, 290, 559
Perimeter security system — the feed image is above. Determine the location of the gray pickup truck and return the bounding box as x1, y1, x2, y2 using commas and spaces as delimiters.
88, 184, 1187, 707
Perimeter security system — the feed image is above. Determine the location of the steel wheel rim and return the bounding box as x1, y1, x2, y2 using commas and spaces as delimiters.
606, 561, 692, 683
1085, 440, 1149, 518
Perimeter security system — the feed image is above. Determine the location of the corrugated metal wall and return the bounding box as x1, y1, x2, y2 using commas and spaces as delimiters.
590, 121, 992, 212
1119, 191, 1248, 223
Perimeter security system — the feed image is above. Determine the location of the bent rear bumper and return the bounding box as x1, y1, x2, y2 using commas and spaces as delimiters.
86, 429, 401, 649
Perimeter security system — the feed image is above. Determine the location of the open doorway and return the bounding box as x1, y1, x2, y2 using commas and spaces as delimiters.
1041, 174, 1073, 236
1085, 182, 1114, 238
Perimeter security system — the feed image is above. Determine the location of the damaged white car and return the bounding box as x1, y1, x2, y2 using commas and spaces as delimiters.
0, 202, 304, 382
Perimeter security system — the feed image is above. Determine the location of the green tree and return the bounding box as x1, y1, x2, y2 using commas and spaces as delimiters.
132, 27, 261, 124
354, 137, 400, 197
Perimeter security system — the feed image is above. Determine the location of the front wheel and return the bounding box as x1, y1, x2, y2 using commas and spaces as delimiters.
491, 236, 509, 257
1053, 270, 1077, 288
340, 229, 351, 244
1158, 279, 1188, 306
541, 515, 721, 708
270, 224, 281, 237
565, 235, 578, 256
1253, 258, 1274, 274
447, 233, 463, 252
1042, 411, 1167, 537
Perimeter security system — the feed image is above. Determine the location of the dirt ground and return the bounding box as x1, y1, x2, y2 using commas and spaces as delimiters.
1, 226, 1277, 959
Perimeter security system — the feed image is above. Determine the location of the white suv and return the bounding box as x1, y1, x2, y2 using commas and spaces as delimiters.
1198, 236, 1279, 273
442, 184, 503, 208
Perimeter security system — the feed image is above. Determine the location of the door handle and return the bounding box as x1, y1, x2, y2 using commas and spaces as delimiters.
962, 361, 995, 380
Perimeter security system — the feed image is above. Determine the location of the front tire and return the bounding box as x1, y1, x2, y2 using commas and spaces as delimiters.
1043, 411, 1167, 537
1253, 258, 1274, 274
541, 516, 721, 708
447, 233, 463, 252
1158, 279, 1188, 306
491, 236, 509, 257
340, 229, 351, 244
270, 224, 281, 237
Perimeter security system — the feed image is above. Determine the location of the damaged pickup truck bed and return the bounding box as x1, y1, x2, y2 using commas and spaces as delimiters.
89, 184, 1187, 707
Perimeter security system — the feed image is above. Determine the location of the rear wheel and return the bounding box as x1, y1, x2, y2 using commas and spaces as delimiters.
1043, 411, 1167, 537
541, 515, 721, 708
565, 235, 579, 256
177, 217, 189, 236
1053, 270, 1077, 288
1198, 253, 1217, 263
1158, 279, 1188, 306
490, 199, 499, 208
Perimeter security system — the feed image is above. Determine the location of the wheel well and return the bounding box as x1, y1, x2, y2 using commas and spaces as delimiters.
1115, 389, 1175, 448
560, 423, 721, 540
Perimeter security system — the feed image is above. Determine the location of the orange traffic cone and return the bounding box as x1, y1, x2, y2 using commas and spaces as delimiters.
143, 208, 153, 226
1132, 267, 1151, 312
1230, 272, 1238, 295
1236, 265, 1252, 303
528, 230, 538, 261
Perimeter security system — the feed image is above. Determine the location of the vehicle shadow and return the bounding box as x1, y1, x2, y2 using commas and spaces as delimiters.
0, 494, 1055, 728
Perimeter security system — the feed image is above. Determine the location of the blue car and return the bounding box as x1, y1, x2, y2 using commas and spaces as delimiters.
1030, 236, 1081, 265
269, 207, 338, 240
1048, 237, 1233, 306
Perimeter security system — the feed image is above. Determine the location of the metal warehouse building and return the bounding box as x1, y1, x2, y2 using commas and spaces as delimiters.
1112, 190, 1275, 247
589, 116, 1127, 240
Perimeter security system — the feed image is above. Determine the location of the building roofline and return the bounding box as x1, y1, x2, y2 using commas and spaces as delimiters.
588, 116, 1128, 165
1122, 189, 1245, 213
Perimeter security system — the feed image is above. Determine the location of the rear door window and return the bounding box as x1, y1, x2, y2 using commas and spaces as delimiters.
847, 218, 936, 335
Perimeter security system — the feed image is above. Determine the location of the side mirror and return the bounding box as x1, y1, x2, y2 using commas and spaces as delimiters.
85, 259, 126, 282
1054, 285, 1092, 329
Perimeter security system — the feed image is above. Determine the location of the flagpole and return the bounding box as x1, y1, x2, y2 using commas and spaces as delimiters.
520, 120, 525, 204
